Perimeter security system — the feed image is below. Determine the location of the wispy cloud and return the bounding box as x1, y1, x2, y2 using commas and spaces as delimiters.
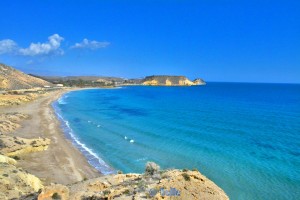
71, 38, 110, 50
0, 34, 64, 56
0, 39, 18, 54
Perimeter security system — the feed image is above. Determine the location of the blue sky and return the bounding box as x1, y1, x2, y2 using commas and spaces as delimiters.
0, 0, 299, 83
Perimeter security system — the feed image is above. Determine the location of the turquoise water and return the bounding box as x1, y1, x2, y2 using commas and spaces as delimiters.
53, 83, 300, 199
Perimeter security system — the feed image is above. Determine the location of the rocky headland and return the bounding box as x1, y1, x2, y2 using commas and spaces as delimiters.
142, 75, 206, 86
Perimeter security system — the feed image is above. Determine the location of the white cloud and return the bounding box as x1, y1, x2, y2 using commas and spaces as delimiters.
0, 39, 18, 54
0, 35, 110, 57
19, 34, 64, 56
71, 38, 110, 49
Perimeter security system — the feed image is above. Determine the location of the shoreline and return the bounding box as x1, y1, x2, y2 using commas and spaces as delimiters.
53, 89, 116, 175
1, 88, 101, 185
0, 87, 230, 199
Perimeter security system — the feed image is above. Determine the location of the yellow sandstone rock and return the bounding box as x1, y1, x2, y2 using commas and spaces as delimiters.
0, 154, 44, 199
0, 135, 50, 156
38, 184, 69, 200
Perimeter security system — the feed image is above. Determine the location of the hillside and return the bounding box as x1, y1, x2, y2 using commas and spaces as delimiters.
31, 75, 124, 87
142, 75, 206, 86
0, 64, 53, 90
30, 74, 206, 87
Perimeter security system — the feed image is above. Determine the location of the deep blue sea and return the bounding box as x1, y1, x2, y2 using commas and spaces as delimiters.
53, 83, 300, 200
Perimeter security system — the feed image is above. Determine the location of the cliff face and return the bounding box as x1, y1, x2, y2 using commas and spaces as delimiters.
142, 75, 206, 86
0, 63, 53, 90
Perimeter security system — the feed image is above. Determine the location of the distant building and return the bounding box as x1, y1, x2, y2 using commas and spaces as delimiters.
56, 84, 64, 87
44, 85, 51, 88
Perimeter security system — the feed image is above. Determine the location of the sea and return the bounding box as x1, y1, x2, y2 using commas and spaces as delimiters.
52, 83, 300, 200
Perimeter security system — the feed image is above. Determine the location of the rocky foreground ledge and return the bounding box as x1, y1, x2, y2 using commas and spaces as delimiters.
0, 156, 228, 200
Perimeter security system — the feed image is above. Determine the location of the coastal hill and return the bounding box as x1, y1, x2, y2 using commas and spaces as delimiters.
0, 63, 53, 90
142, 75, 206, 86
33, 75, 206, 87
31, 75, 124, 87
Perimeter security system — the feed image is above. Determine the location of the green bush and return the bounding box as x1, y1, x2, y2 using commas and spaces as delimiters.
123, 189, 130, 195
103, 190, 111, 196
182, 173, 190, 181
12, 156, 21, 160
52, 192, 61, 200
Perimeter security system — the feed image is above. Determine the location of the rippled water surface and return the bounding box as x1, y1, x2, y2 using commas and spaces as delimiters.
53, 83, 300, 199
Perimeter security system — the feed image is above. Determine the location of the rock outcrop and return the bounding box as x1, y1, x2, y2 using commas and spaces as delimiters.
0, 134, 50, 157
0, 113, 29, 133
1, 156, 229, 200
193, 78, 206, 85
142, 75, 206, 86
0, 63, 53, 90
0, 154, 43, 200
38, 184, 69, 200
0, 93, 40, 107
59, 168, 228, 200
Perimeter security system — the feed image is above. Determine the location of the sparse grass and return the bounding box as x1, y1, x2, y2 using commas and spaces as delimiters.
12, 156, 21, 160
192, 168, 199, 172
117, 170, 123, 174
2, 174, 9, 177
182, 173, 190, 181
14, 140, 23, 145
182, 168, 188, 172
123, 189, 130, 195
103, 190, 111, 196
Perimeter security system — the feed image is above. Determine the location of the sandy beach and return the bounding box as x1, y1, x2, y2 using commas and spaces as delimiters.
0, 89, 100, 185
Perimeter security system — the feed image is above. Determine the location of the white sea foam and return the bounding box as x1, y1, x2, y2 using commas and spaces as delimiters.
136, 157, 147, 161
124, 136, 128, 140
53, 104, 115, 175
130, 139, 134, 143
97, 125, 101, 127
57, 97, 67, 104
57, 94, 69, 105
